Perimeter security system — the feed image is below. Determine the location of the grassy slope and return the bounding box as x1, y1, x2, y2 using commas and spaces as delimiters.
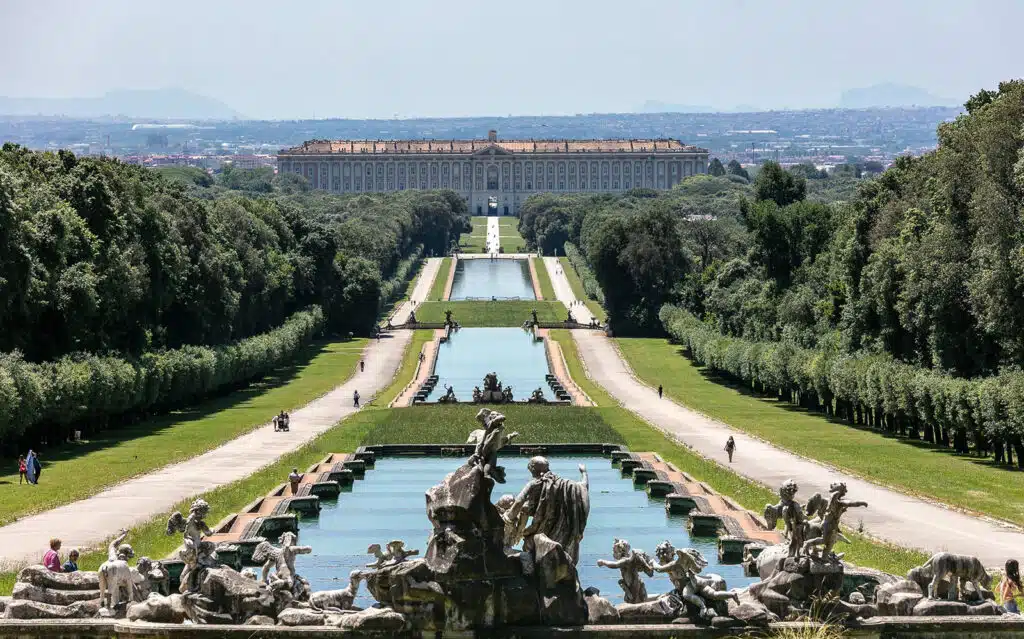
616, 338, 1024, 527
548, 330, 926, 574
428, 257, 452, 301
415, 301, 565, 326
373, 329, 435, 407
533, 257, 555, 300
458, 216, 490, 253
498, 217, 526, 253
558, 256, 607, 322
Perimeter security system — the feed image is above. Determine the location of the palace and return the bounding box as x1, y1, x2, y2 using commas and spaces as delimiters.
277, 130, 709, 215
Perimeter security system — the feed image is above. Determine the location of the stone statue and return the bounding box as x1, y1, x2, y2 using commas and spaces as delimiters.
528, 387, 546, 403
253, 531, 313, 601
566, 308, 576, 324
504, 456, 590, 564
502, 385, 513, 403
444, 309, 453, 325
98, 529, 136, 610
531, 309, 539, 325
408, 310, 416, 324
596, 538, 654, 604
132, 556, 169, 599
472, 386, 483, 403
763, 479, 806, 558
494, 494, 527, 549
802, 482, 867, 561
366, 540, 420, 568
166, 498, 218, 593
310, 570, 364, 611
438, 384, 458, 403
467, 409, 518, 483
908, 552, 991, 601
483, 372, 499, 392
652, 541, 739, 620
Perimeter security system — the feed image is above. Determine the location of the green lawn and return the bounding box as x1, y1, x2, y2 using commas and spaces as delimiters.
428, 257, 452, 301
616, 338, 1024, 526
373, 330, 435, 406
558, 256, 606, 322
533, 257, 555, 300
499, 217, 527, 253
458, 216, 490, 253
547, 330, 927, 575
415, 301, 566, 326
0, 339, 366, 527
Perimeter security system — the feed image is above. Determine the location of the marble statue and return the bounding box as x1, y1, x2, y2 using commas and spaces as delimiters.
653, 541, 739, 620
98, 529, 136, 610
166, 498, 218, 593
408, 310, 417, 324
566, 308, 576, 324
467, 408, 518, 483
366, 540, 420, 568
908, 552, 991, 601
253, 531, 312, 602
438, 384, 458, 403
132, 556, 169, 599
504, 456, 590, 564
310, 570, 364, 611
531, 309, 539, 325
802, 482, 867, 561
527, 387, 547, 403
763, 479, 807, 558
444, 309, 453, 326
472, 386, 483, 403
502, 385, 514, 402
597, 538, 654, 604
483, 372, 500, 392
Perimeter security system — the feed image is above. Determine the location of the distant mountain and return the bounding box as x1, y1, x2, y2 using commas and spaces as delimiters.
0, 88, 245, 120
638, 100, 716, 114
839, 84, 957, 109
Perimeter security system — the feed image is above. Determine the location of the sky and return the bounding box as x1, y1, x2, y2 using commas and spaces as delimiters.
1, 0, 1021, 119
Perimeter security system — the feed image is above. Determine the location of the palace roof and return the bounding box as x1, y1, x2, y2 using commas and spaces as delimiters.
280, 138, 705, 155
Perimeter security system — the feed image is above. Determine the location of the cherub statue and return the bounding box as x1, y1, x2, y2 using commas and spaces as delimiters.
763, 479, 806, 558
252, 531, 313, 603
131, 556, 169, 599
597, 538, 654, 604
802, 482, 867, 561
467, 408, 519, 483
166, 498, 218, 593
98, 529, 136, 610
653, 541, 739, 620
502, 385, 514, 403
366, 540, 419, 568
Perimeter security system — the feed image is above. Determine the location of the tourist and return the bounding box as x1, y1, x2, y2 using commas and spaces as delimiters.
288, 468, 302, 494
360, 359, 365, 373
658, 384, 663, 399
725, 436, 736, 463
999, 559, 1022, 613
43, 538, 62, 572
25, 449, 39, 485
63, 549, 80, 573
353, 390, 360, 407
18, 455, 27, 485
272, 414, 280, 431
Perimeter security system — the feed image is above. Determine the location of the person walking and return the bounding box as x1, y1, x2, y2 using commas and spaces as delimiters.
725, 436, 736, 463
360, 359, 365, 373
18, 455, 27, 485
353, 390, 360, 408
288, 468, 302, 495
999, 559, 1022, 613
63, 549, 80, 573
43, 538, 62, 572
25, 450, 38, 485
657, 384, 663, 399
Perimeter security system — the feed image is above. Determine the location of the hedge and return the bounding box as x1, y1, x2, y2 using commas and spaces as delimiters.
379, 244, 424, 307
0, 306, 324, 450
660, 304, 1024, 465
564, 242, 605, 305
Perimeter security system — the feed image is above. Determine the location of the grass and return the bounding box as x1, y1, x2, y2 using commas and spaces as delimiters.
548, 330, 927, 575
415, 301, 566, 326
0, 339, 367, 527
498, 217, 527, 253
558, 256, 606, 322
533, 257, 555, 300
616, 337, 1024, 526
458, 216, 490, 253
373, 330, 435, 406
428, 257, 452, 301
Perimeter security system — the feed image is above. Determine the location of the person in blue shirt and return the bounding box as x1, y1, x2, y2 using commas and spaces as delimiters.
63, 549, 80, 573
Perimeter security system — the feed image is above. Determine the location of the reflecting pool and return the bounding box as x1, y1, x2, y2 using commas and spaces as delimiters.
295, 455, 757, 606
429, 327, 550, 401
449, 258, 536, 300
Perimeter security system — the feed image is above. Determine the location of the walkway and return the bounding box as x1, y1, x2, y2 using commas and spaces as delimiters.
486, 216, 499, 254
543, 257, 596, 324
0, 331, 412, 568
387, 257, 442, 325
540, 255, 1024, 566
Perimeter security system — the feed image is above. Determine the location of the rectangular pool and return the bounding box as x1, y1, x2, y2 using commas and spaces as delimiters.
429, 327, 550, 401
449, 258, 536, 300
295, 455, 757, 606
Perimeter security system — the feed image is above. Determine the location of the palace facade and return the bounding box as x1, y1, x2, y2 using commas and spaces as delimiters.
277, 130, 708, 215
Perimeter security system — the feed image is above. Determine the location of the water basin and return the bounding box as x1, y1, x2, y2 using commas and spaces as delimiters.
429, 327, 550, 401
295, 454, 757, 606
449, 258, 535, 300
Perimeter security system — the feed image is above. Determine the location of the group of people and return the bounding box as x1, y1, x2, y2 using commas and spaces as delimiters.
272, 411, 291, 432
17, 450, 42, 485
42, 537, 80, 573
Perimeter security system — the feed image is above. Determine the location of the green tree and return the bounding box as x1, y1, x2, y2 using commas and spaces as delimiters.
708, 158, 726, 176
726, 159, 750, 180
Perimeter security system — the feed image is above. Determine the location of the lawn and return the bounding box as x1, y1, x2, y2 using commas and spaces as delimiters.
498, 217, 527, 253
558, 256, 606, 322
372, 329, 435, 407
415, 301, 566, 326
458, 216, 490, 253
547, 330, 927, 575
428, 257, 452, 301
532, 257, 555, 300
0, 339, 367, 527
616, 338, 1024, 527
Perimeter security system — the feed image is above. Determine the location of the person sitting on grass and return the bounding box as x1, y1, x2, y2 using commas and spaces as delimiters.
43, 538, 62, 572
63, 549, 80, 573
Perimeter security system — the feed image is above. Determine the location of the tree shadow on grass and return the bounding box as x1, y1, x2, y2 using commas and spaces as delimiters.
4, 339, 348, 474
676, 346, 1024, 477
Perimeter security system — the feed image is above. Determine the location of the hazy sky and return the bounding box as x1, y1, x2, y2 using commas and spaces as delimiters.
1, 0, 1021, 119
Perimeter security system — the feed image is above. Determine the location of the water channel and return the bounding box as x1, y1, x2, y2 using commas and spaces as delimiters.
449, 258, 536, 300
295, 455, 756, 606
427, 327, 550, 401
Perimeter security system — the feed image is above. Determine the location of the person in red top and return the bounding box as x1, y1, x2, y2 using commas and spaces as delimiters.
18, 456, 27, 484
43, 538, 62, 572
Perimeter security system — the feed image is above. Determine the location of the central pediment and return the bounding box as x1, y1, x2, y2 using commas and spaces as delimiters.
471, 144, 514, 157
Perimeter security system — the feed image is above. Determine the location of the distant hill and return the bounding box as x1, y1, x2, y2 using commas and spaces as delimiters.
0, 88, 245, 120
839, 83, 957, 108
638, 100, 716, 114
